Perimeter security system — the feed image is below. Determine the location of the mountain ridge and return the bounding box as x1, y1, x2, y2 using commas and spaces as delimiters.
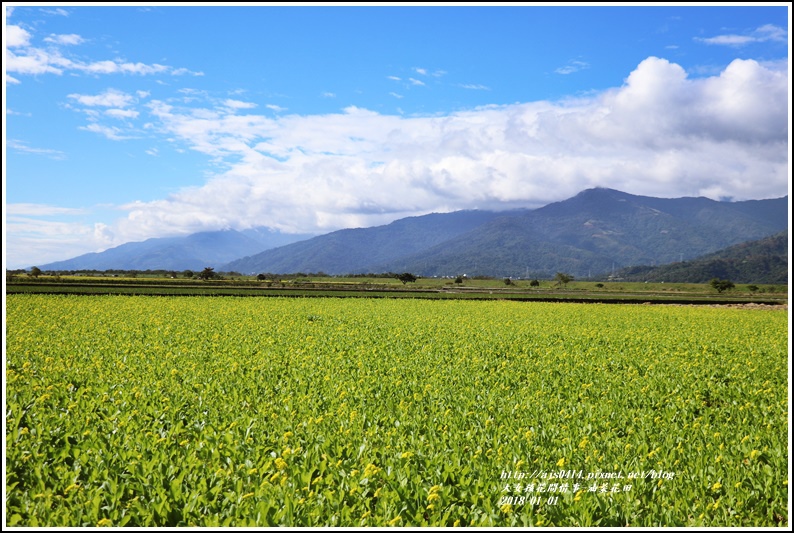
34, 188, 788, 279
36, 228, 315, 272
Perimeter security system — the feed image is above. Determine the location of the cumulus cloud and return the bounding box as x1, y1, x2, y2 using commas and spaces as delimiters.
10, 56, 787, 262
6, 25, 32, 47
105, 56, 787, 243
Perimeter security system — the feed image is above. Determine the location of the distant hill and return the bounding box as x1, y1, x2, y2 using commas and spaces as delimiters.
612, 231, 789, 284
222, 188, 788, 278
37, 228, 314, 272
222, 210, 505, 275
37, 188, 788, 277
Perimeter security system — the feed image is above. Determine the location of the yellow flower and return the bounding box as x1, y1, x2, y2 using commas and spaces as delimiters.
500, 503, 513, 514
96, 518, 113, 527
388, 516, 402, 526
711, 482, 722, 492
556, 457, 565, 468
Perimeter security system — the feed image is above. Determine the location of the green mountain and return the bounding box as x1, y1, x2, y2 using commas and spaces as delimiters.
223, 210, 504, 275
223, 188, 788, 278
37, 228, 314, 272
368, 188, 788, 278
613, 231, 789, 284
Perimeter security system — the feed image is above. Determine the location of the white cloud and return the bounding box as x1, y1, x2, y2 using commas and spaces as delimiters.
80, 123, 132, 141
41, 8, 70, 17
224, 99, 258, 110
9, 56, 788, 264
696, 24, 788, 47
104, 56, 787, 243
105, 108, 140, 119
389, 92, 403, 99
6, 204, 88, 216
4, 48, 65, 75
6, 25, 32, 47
459, 84, 490, 90
171, 67, 204, 76
387, 75, 401, 81
44, 33, 85, 45
8, 140, 67, 160
83, 61, 170, 75
5, 217, 114, 269
408, 77, 425, 86
68, 88, 135, 107
555, 60, 590, 75
413, 67, 427, 75
322, 92, 336, 98
5, 24, 201, 82
266, 104, 287, 112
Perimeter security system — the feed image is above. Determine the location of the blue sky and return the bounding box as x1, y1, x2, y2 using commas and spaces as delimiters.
3, 3, 791, 269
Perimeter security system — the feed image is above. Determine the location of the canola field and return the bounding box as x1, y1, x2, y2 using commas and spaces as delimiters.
5, 294, 789, 527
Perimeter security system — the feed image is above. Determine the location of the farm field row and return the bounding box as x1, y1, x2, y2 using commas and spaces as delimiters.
5, 295, 789, 526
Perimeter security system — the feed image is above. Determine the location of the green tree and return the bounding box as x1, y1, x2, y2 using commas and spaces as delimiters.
198, 267, 216, 280
529, 279, 540, 287
396, 272, 417, 284
183, 270, 194, 279
710, 278, 735, 293
554, 272, 574, 287
28, 266, 42, 278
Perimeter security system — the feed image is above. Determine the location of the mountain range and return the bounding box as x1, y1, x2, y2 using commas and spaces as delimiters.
37, 228, 314, 272
224, 188, 788, 278
37, 188, 789, 279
